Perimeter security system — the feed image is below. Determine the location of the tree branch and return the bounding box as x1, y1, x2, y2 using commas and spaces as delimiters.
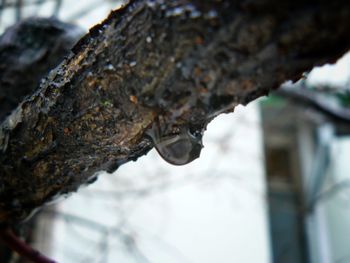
0, 0, 350, 224
276, 84, 350, 123
0, 228, 56, 263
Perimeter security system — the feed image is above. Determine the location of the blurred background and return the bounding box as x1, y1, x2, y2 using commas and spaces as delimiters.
1, 1, 350, 262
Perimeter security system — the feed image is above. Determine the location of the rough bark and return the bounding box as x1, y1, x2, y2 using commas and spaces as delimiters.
0, 0, 350, 224
0, 17, 84, 122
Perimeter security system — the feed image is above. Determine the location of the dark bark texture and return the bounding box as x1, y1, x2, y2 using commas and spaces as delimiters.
0, 17, 84, 122
0, 0, 350, 224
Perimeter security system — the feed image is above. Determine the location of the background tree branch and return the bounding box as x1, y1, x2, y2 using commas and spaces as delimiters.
276, 83, 350, 123
0, 0, 349, 224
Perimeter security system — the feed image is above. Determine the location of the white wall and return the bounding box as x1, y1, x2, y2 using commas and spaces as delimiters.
321, 138, 350, 263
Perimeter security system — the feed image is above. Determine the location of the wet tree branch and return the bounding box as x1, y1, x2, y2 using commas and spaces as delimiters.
0, 0, 350, 224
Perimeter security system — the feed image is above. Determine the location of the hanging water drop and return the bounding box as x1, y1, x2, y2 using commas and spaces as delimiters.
147, 123, 203, 165
129, 61, 137, 67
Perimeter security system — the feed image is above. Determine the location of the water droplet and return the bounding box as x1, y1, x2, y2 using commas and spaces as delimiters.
165, 4, 202, 19
165, 7, 184, 17
190, 10, 201, 18
147, 1, 156, 8
129, 61, 137, 67
147, 0, 164, 8
146, 36, 152, 43
106, 64, 115, 70
147, 123, 203, 165
206, 10, 218, 19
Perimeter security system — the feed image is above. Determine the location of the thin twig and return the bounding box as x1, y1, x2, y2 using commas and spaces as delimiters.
53, 0, 62, 17
0, 0, 56, 8
0, 228, 56, 263
16, 0, 23, 22
276, 84, 350, 123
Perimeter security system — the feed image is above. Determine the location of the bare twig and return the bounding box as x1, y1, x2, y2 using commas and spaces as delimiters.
0, 228, 56, 263
276, 84, 350, 123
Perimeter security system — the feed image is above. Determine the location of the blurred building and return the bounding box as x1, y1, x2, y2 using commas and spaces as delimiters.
261, 72, 350, 263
